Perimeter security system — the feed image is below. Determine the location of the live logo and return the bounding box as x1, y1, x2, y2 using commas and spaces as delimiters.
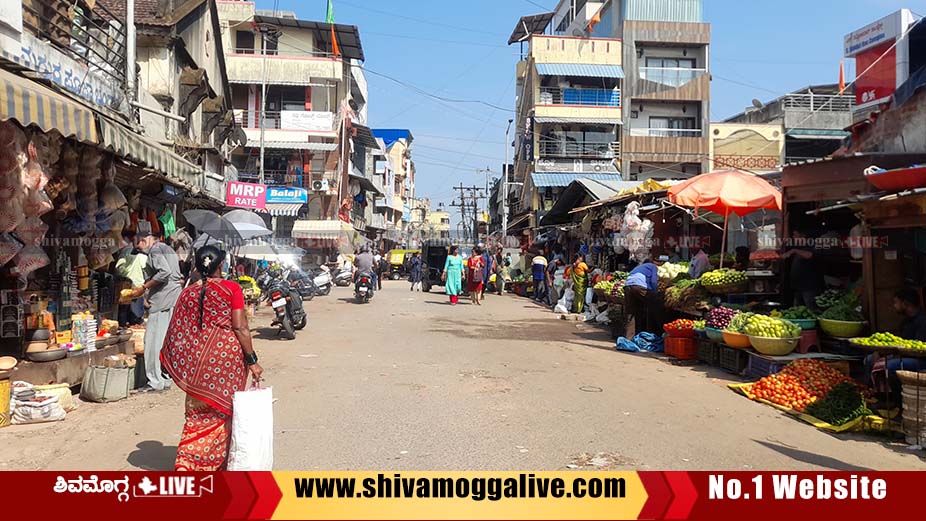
137, 476, 200, 496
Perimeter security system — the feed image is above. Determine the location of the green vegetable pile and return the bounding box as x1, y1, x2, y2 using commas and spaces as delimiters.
815, 289, 848, 310
725, 312, 755, 333
781, 306, 816, 320
820, 301, 863, 322
804, 382, 870, 426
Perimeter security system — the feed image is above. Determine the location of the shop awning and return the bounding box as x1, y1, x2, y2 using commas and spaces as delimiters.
534, 116, 622, 125
506, 213, 532, 232
540, 178, 636, 226
352, 124, 380, 149
245, 140, 338, 151
291, 219, 352, 239
0, 67, 98, 143
536, 63, 625, 79
263, 203, 303, 217
508, 12, 554, 44
350, 168, 383, 195
531, 172, 624, 188
99, 118, 201, 184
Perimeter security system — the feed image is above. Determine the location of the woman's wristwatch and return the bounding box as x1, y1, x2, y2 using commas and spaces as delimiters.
244, 352, 259, 365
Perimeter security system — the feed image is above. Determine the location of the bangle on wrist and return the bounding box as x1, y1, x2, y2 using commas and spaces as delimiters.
244, 352, 258, 365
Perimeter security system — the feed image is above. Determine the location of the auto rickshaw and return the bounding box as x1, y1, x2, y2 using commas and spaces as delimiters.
421, 240, 473, 292
384, 249, 421, 280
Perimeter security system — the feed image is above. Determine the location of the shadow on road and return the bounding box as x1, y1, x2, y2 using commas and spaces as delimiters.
127, 441, 177, 470
754, 439, 872, 470
253, 327, 284, 340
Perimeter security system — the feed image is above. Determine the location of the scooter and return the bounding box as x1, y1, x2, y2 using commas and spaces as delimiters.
333, 268, 353, 287
258, 270, 307, 339
309, 266, 333, 296
354, 272, 375, 303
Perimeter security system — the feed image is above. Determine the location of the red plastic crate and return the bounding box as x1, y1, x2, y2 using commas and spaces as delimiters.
665, 337, 698, 360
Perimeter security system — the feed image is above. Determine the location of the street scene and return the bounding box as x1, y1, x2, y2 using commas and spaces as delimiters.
1, 0, 926, 475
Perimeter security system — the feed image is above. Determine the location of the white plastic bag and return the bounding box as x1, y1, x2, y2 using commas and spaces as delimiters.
227, 385, 274, 471
585, 287, 595, 306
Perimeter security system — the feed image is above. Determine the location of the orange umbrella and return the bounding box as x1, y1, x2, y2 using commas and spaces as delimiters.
668, 170, 782, 267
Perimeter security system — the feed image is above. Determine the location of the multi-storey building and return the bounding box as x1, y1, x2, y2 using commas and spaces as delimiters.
216, 3, 376, 242
427, 208, 452, 240
507, 12, 624, 233
543, 0, 712, 181
372, 129, 414, 243
723, 84, 855, 164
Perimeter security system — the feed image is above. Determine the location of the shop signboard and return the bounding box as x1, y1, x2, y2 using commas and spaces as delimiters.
535, 158, 619, 173
844, 9, 917, 110
226, 181, 267, 210
266, 186, 308, 204
280, 111, 335, 132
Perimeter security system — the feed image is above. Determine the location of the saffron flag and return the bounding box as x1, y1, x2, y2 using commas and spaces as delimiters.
838, 60, 846, 94
588, 7, 603, 33
327, 0, 340, 57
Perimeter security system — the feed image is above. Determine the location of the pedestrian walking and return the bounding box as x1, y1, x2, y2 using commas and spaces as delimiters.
374, 251, 386, 290
546, 258, 564, 308
480, 246, 494, 298
494, 250, 506, 295
467, 246, 486, 306
531, 253, 548, 303
571, 254, 590, 314
443, 245, 464, 305
409, 252, 423, 291
160, 245, 263, 471
129, 222, 183, 392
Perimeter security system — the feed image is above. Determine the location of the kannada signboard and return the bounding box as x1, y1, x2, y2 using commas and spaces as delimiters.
226, 181, 267, 210
266, 186, 308, 204
535, 158, 619, 174
279, 111, 334, 132
844, 9, 916, 110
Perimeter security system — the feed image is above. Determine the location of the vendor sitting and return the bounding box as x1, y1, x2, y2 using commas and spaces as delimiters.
865, 288, 926, 402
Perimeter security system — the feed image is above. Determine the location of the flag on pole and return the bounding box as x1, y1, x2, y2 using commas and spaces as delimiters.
588, 7, 603, 33
838, 60, 846, 94
327, 0, 340, 57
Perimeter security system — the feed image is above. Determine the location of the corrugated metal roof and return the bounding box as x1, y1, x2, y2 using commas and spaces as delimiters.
577, 179, 640, 200
534, 116, 622, 124
623, 0, 703, 23
531, 173, 623, 188
536, 63, 625, 79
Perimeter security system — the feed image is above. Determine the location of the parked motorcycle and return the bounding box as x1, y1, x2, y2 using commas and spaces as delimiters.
333, 268, 353, 287
309, 266, 333, 296
258, 270, 307, 339
354, 272, 375, 303
283, 268, 316, 301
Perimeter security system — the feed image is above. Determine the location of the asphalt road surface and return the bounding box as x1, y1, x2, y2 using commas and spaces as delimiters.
1, 283, 923, 471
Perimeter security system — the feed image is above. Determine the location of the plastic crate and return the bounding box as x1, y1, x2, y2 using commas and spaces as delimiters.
665, 337, 698, 360
697, 340, 721, 366
746, 352, 788, 380
720, 346, 749, 374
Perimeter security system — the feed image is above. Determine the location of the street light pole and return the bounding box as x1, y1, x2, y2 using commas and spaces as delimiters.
501, 118, 514, 239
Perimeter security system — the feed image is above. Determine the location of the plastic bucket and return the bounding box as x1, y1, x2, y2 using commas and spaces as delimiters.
0, 377, 10, 428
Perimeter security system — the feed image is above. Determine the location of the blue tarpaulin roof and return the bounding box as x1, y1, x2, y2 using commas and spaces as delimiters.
531, 173, 623, 188
372, 129, 414, 148
536, 63, 625, 79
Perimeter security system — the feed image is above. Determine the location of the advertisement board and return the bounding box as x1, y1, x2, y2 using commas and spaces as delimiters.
844, 9, 916, 110
280, 111, 334, 132
266, 186, 308, 204
226, 181, 267, 209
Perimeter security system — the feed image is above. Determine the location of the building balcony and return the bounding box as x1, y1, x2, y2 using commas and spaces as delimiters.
538, 87, 620, 107
639, 67, 707, 88
225, 49, 342, 85
623, 133, 710, 164
781, 93, 855, 131
538, 138, 619, 159
529, 35, 622, 66
629, 128, 703, 138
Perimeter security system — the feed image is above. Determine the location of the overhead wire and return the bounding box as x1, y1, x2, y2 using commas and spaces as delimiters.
338, 0, 504, 37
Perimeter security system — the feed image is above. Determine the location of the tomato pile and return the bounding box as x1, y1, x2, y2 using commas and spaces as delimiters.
749, 359, 855, 412
663, 319, 696, 337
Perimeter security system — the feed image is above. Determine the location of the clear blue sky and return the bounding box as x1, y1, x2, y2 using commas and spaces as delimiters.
265, 0, 922, 219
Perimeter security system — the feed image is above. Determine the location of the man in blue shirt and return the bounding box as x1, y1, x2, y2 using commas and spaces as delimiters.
623, 256, 667, 335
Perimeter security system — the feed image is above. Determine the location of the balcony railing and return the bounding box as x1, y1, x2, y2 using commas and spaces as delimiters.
782, 93, 855, 112
538, 138, 617, 159
231, 47, 335, 58
538, 87, 620, 107
238, 170, 308, 187
629, 128, 704, 138
234, 110, 335, 132
639, 67, 707, 88
22, 0, 127, 85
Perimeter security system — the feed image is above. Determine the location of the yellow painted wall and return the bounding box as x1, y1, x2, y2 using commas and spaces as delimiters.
710, 122, 784, 172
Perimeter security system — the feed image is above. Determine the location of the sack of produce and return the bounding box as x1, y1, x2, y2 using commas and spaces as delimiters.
80, 366, 133, 403
12, 395, 66, 424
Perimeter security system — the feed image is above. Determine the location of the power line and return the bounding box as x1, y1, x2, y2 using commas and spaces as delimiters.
359, 65, 514, 112
362, 30, 506, 48
522, 0, 554, 10
415, 132, 506, 145
339, 0, 503, 37
414, 143, 505, 162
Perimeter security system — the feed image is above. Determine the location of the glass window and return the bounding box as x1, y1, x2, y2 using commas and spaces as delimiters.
235, 31, 255, 53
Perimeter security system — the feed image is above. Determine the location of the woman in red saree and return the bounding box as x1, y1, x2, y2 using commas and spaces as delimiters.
161, 245, 263, 471
466, 247, 485, 306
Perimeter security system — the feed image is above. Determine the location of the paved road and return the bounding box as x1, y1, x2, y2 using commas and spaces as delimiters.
1, 283, 923, 470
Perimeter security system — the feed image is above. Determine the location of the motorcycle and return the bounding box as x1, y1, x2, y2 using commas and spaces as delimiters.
309, 266, 333, 296
333, 268, 353, 287
283, 268, 316, 301
354, 271, 375, 303
258, 271, 307, 339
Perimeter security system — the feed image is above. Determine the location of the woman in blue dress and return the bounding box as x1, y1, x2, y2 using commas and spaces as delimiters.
443, 245, 464, 305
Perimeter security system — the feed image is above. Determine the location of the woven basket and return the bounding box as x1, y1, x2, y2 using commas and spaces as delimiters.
704, 281, 748, 295
898, 370, 926, 388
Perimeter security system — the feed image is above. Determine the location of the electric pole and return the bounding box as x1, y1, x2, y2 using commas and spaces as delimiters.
450, 184, 486, 245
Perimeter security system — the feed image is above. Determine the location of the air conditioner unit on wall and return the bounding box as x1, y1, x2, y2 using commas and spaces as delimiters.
312, 179, 329, 192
